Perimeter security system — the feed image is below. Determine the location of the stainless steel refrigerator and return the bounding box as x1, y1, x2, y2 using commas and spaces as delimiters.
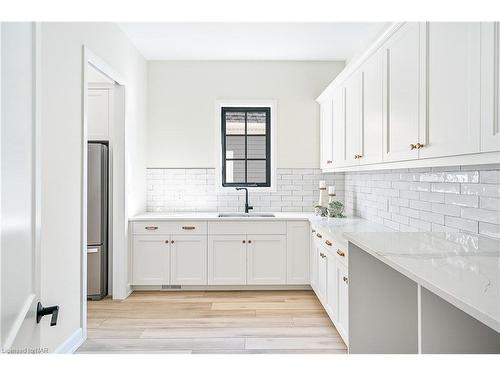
87, 142, 108, 300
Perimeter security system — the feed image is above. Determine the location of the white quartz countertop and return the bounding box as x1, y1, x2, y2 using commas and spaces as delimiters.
344, 231, 500, 333
129, 212, 315, 221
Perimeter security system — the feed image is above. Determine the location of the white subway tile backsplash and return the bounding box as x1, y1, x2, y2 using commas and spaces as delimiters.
147, 165, 500, 240
146, 168, 344, 214
342, 165, 499, 239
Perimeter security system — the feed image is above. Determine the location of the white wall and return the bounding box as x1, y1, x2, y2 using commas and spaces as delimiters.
40, 22, 147, 351
147, 61, 344, 169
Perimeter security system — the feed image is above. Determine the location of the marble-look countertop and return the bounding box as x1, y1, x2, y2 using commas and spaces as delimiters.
129, 212, 315, 221
344, 231, 500, 333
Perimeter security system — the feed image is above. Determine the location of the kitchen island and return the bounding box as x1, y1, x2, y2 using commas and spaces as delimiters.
345, 231, 500, 354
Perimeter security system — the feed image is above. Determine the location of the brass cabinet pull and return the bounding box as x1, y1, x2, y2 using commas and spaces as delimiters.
416, 143, 425, 149
145, 226, 158, 230
336, 249, 345, 257
357, 154, 363, 158
325, 240, 332, 246
410, 143, 417, 150
343, 276, 348, 284
316, 233, 322, 238
182, 226, 195, 230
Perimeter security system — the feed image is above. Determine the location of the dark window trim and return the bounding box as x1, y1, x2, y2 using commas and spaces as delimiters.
221, 106, 271, 187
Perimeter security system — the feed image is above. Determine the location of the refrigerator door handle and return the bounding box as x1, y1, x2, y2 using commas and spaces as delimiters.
87, 247, 99, 254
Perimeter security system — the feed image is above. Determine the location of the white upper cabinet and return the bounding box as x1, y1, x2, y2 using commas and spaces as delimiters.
88, 88, 111, 141
480, 22, 500, 152
419, 22, 481, 158
382, 22, 422, 162
319, 98, 334, 169
344, 71, 362, 166
359, 51, 384, 165
332, 87, 347, 167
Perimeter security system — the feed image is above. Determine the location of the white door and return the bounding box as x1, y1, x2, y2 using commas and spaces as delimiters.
132, 235, 170, 285
319, 98, 334, 169
170, 235, 207, 285
344, 71, 362, 166
480, 22, 500, 152
326, 255, 338, 322
419, 22, 481, 158
1, 22, 44, 352
317, 246, 328, 303
332, 87, 347, 167
286, 221, 310, 284
88, 88, 110, 141
208, 235, 246, 285
247, 235, 286, 285
382, 22, 422, 162
360, 51, 384, 165
337, 261, 349, 339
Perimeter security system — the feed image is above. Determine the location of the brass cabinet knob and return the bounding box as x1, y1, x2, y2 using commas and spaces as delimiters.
311, 229, 316, 233
326, 160, 333, 164
316, 233, 322, 238
170, 240, 175, 244
343, 276, 348, 284
165, 240, 169, 244
416, 143, 425, 149
357, 154, 363, 158
325, 240, 332, 246
410, 144, 416, 150
248, 240, 252, 244
354, 154, 358, 159
336, 249, 345, 257
242, 240, 246, 243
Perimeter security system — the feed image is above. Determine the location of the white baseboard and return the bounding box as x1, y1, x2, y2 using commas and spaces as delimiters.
54, 328, 84, 354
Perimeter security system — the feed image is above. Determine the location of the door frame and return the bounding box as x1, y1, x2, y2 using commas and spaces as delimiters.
81, 47, 126, 341
0, 22, 42, 350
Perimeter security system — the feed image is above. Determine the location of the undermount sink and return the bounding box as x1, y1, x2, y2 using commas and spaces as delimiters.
218, 213, 276, 218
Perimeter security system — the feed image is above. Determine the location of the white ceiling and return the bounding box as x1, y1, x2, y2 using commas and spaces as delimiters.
119, 22, 390, 61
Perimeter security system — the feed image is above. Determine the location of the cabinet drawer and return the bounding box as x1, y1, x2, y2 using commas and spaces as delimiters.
327, 241, 347, 266
133, 221, 207, 235
133, 221, 171, 235
208, 221, 286, 235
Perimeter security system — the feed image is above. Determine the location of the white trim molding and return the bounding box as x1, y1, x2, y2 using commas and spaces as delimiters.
214, 99, 278, 193
54, 328, 84, 354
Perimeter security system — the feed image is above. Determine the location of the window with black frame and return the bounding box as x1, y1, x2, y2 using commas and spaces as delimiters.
221, 107, 271, 187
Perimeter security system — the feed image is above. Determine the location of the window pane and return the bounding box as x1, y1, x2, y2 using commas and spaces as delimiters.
225, 111, 245, 135
225, 136, 245, 159
225, 160, 245, 183
247, 111, 266, 135
247, 136, 266, 159
247, 160, 267, 183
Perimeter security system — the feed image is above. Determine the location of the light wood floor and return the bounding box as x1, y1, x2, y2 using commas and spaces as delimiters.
77, 290, 347, 354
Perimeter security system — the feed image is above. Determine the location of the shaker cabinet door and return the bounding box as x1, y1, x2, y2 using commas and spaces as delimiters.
132, 235, 170, 285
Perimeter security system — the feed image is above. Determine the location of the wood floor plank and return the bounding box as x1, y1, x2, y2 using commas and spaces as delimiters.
79, 290, 347, 354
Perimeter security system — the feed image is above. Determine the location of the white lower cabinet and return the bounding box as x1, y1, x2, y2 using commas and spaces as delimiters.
170, 235, 207, 285
132, 235, 170, 285
317, 245, 328, 303
310, 226, 349, 345
208, 235, 247, 285
337, 261, 349, 339
247, 235, 287, 285
286, 221, 310, 284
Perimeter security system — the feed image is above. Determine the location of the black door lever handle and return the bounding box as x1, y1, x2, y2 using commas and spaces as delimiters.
36, 302, 59, 326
